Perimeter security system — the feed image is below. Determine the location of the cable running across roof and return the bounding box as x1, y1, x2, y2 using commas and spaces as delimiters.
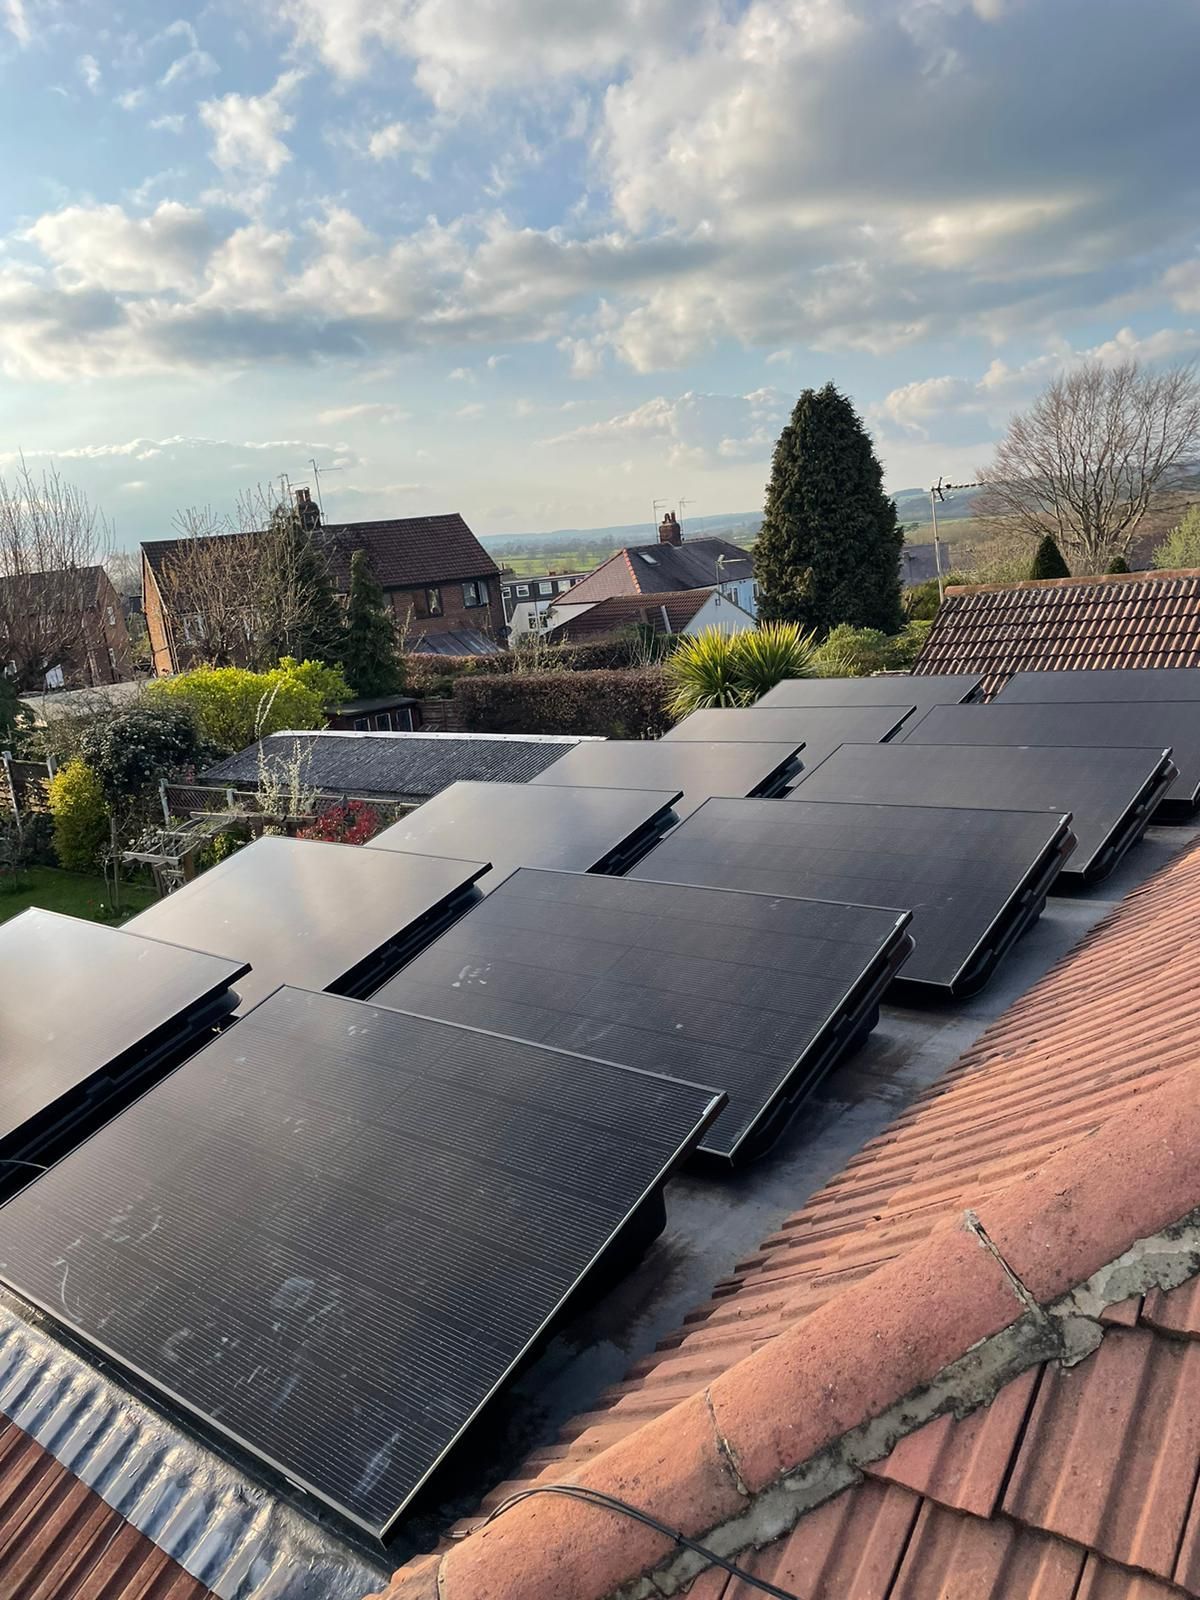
473, 1483, 802, 1600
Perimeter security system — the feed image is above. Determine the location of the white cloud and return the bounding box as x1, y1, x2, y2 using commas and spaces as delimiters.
200, 70, 304, 176
367, 120, 416, 160
161, 49, 219, 88
546, 387, 789, 465
117, 88, 147, 110
24, 201, 214, 293
317, 402, 410, 424
78, 54, 101, 92
455, 401, 485, 419
150, 113, 186, 134
3, 0, 29, 47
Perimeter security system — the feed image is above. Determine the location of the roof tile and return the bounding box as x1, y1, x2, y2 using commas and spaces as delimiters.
888, 1502, 1085, 1600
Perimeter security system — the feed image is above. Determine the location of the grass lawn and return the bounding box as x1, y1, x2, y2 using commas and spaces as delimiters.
0, 867, 158, 927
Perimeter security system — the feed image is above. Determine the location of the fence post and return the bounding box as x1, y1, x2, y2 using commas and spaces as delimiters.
160, 778, 170, 825
1, 751, 18, 827
226, 788, 236, 810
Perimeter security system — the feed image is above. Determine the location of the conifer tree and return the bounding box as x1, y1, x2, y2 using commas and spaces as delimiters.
1029, 535, 1071, 580
341, 549, 405, 697
756, 383, 902, 635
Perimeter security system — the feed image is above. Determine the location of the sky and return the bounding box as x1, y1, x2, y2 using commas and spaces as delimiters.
0, 0, 1199, 551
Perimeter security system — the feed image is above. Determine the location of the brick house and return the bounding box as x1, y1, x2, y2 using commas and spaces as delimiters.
0, 564, 134, 690
141, 500, 504, 675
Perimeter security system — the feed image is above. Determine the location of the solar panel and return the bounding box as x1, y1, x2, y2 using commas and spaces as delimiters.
630, 798, 1073, 997
900, 702, 1200, 820
756, 673, 982, 710
792, 742, 1175, 884
997, 668, 1200, 704
531, 740, 802, 820
0, 987, 722, 1540
0, 909, 246, 1180
124, 836, 486, 1012
365, 781, 680, 887
371, 869, 912, 1164
662, 705, 910, 771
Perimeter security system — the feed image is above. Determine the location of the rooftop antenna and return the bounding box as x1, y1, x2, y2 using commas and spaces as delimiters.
677, 496, 693, 535
652, 498, 668, 534
928, 477, 982, 603
309, 458, 345, 522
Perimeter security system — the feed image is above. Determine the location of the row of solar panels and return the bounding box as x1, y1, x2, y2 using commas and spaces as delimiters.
3, 663, 1200, 1545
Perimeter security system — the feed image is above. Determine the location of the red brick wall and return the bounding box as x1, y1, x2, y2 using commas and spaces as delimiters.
388, 575, 504, 645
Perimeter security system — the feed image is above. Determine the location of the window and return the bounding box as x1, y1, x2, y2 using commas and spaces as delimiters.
354, 717, 369, 731
44, 665, 64, 690
374, 712, 393, 731
105, 605, 116, 627
424, 587, 443, 617
515, 583, 530, 598
462, 580, 486, 608
557, 578, 574, 592
538, 580, 553, 596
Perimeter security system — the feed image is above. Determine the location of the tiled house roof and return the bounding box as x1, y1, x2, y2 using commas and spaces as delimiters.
376, 833, 1200, 1600
142, 514, 498, 602
561, 540, 753, 605
546, 589, 716, 641
915, 567, 1200, 695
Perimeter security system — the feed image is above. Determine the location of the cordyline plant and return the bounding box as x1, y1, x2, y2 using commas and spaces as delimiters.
663, 622, 819, 717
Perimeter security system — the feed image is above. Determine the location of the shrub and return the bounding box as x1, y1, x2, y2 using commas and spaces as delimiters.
1153, 506, 1200, 571
902, 572, 970, 621
664, 623, 819, 717
147, 658, 345, 755
1106, 555, 1131, 574
456, 668, 671, 739
80, 702, 205, 806
297, 800, 383, 845
1029, 535, 1070, 580
47, 759, 109, 871
811, 624, 895, 677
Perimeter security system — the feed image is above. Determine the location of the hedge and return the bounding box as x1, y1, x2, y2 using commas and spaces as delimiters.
403, 639, 654, 698
455, 667, 671, 739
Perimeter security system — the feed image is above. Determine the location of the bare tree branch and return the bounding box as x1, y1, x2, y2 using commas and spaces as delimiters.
977, 361, 1200, 572
0, 459, 114, 689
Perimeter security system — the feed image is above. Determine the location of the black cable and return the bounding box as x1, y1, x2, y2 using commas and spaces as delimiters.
473, 1482, 800, 1600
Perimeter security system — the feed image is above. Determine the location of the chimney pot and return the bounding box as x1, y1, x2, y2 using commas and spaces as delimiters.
658, 511, 682, 546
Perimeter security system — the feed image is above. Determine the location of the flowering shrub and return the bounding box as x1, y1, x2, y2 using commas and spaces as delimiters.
297, 799, 382, 846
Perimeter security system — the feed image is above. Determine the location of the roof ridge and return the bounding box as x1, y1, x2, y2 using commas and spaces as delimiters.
376, 840, 1200, 1600
944, 566, 1200, 597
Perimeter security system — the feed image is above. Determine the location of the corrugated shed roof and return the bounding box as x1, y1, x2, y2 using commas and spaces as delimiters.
914, 567, 1200, 694
546, 589, 714, 641
201, 730, 585, 800
375, 834, 1200, 1598
561, 540, 753, 604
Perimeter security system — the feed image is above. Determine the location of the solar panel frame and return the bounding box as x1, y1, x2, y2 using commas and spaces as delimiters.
996, 668, 1200, 704
0, 909, 248, 1181
370, 867, 914, 1164
792, 741, 1176, 884
123, 835, 488, 1012
899, 701, 1200, 820
530, 740, 803, 820
756, 673, 983, 709
364, 781, 682, 887
0, 986, 724, 1543
661, 705, 912, 771
630, 796, 1074, 997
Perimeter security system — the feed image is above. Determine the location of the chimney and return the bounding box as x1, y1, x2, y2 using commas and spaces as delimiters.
294, 486, 321, 531
658, 510, 682, 546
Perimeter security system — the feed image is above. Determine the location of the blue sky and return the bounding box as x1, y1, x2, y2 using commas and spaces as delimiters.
0, 0, 1198, 549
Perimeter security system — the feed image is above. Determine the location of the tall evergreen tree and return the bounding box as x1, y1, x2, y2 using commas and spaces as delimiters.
1029, 535, 1070, 580
254, 501, 346, 668
756, 383, 903, 635
342, 549, 405, 697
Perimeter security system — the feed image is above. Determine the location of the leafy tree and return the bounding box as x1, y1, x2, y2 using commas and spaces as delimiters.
757, 383, 903, 636
902, 572, 970, 621
79, 702, 205, 808
1029, 536, 1070, 580
341, 550, 405, 697
47, 759, 108, 871
1106, 556, 1131, 574
147, 658, 348, 755
1153, 505, 1200, 571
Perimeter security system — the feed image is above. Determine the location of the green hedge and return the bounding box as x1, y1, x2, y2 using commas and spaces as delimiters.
455, 667, 671, 738
403, 639, 654, 698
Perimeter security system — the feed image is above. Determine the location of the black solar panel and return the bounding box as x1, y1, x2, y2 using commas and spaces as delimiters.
997, 668, 1200, 704
531, 741, 802, 820
757, 674, 982, 709
371, 869, 912, 1164
0, 987, 722, 1540
662, 705, 910, 771
365, 781, 680, 887
631, 798, 1073, 997
0, 910, 246, 1179
124, 836, 486, 1012
793, 743, 1175, 884
900, 702, 1200, 819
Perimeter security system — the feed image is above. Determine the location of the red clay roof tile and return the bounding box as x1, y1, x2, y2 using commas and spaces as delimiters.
888, 1502, 1085, 1600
